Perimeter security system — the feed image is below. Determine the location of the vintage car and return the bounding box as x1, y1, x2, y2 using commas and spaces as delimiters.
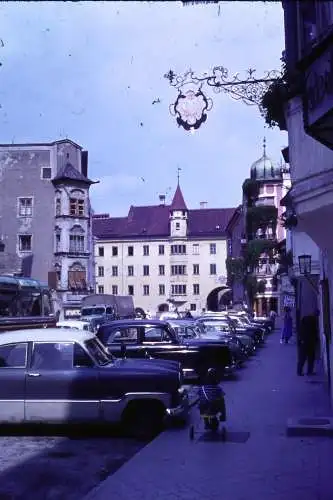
0, 328, 188, 438
167, 319, 249, 366
197, 315, 265, 344
196, 319, 256, 357
96, 319, 237, 381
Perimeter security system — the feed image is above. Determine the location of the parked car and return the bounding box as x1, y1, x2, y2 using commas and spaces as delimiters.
96, 319, 237, 381
200, 314, 265, 344
56, 320, 93, 331
0, 328, 189, 438
168, 319, 248, 367
198, 320, 256, 357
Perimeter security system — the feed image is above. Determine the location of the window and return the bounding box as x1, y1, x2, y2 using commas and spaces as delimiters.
98, 266, 104, 277
143, 245, 149, 256
193, 284, 200, 295
68, 264, 86, 290
210, 264, 217, 275
143, 265, 150, 276
144, 326, 172, 343
98, 285, 104, 294
193, 244, 199, 255
98, 247, 104, 257
159, 284, 165, 295
112, 246, 118, 257
193, 264, 199, 275
190, 304, 196, 311
158, 245, 165, 255
112, 285, 118, 295
112, 266, 118, 277
128, 265, 134, 277
159, 265, 165, 276
41, 167, 52, 179
128, 246, 134, 256
73, 343, 94, 368
171, 265, 186, 275
55, 198, 61, 216
128, 285, 134, 295
171, 244, 186, 255
143, 284, 150, 296
18, 197, 33, 217
31, 342, 73, 370
55, 231, 61, 252
18, 234, 32, 252
106, 327, 139, 345
0, 343, 28, 368
266, 185, 274, 194
175, 222, 180, 229
171, 284, 186, 295
70, 198, 85, 216
210, 243, 216, 255
69, 234, 84, 253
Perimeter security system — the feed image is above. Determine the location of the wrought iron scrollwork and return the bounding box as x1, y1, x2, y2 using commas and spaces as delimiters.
164, 66, 282, 131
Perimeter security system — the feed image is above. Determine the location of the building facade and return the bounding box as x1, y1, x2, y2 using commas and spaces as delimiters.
243, 144, 291, 316
0, 139, 96, 317
281, 1, 333, 390
93, 185, 235, 316
225, 205, 245, 305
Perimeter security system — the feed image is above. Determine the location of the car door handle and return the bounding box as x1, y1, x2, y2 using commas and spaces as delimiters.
28, 372, 41, 377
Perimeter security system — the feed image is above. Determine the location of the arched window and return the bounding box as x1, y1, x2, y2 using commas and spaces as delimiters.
68, 261, 87, 291
69, 225, 85, 253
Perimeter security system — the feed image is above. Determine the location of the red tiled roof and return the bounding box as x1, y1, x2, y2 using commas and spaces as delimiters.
170, 184, 188, 211
93, 204, 236, 240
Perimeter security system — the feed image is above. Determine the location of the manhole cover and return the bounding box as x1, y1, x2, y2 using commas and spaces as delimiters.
297, 418, 331, 426
198, 431, 250, 443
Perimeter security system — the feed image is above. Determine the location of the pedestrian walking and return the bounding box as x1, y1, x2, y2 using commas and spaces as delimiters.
269, 309, 277, 329
280, 307, 292, 344
297, 310, 320, 376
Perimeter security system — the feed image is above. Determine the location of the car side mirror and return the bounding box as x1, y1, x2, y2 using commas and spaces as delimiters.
120, 342, 126, 358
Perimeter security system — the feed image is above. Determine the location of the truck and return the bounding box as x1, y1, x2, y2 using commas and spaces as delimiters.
80, 294, 135, 322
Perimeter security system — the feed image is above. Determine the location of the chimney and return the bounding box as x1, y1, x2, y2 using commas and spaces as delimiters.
159, 194, 166, 205
200, 201, 207, 209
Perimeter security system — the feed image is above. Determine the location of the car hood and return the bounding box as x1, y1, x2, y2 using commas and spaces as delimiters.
184, 338, 230, 348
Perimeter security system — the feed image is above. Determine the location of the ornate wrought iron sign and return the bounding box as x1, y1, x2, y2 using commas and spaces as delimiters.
165, 66, 281, 132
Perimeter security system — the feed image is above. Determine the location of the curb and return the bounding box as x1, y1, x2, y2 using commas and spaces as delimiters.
286, 417, 333, 437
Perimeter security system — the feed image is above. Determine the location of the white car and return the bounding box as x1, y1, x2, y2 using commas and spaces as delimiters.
56, 320, 91, 331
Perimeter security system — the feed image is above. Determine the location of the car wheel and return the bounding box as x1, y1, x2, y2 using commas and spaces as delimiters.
122, 400, 165, 441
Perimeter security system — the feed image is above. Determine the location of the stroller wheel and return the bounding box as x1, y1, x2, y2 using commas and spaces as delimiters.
189, 425, 194, 441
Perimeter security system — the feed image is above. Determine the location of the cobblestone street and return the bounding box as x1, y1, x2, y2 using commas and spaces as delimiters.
85, 331, 333, 500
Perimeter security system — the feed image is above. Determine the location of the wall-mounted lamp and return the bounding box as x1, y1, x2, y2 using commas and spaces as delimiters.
298, 254, 318, 293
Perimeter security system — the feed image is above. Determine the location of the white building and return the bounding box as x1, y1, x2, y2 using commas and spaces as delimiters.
93, 185, 236, 315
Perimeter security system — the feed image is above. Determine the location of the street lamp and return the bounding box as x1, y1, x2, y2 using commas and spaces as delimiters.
298, 254, 311, 275
298, 254, 318, 294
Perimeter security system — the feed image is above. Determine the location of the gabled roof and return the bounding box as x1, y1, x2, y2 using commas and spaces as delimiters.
52, 162, 93, 185
93, 204, 236, 240
170, 184, 188, 211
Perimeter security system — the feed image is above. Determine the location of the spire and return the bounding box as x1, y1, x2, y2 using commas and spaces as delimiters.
177, 167, 181, 185
263, 137, 266, 158
170, 184, 187, 211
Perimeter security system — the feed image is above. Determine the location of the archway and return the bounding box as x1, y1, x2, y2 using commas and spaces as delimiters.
158, 303, 169, 312
206, 287, 233, 312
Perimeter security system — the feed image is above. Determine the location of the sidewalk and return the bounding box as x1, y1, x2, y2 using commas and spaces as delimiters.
84, 332, 333, 500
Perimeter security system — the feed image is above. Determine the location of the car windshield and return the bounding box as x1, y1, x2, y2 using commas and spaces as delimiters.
85, 337, 113, 366
81, 307, 105, 316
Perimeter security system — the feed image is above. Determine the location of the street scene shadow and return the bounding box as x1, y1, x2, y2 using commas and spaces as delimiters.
0, 423, 149, 500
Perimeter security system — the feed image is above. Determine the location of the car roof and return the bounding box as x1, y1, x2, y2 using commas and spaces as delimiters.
167, 320, 195, 326
100, 319, 169, 327
57, 320, 89, 326
0, 328, 95, 345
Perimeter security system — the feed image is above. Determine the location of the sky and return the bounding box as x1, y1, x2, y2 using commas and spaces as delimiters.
0, 0, 287, 216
